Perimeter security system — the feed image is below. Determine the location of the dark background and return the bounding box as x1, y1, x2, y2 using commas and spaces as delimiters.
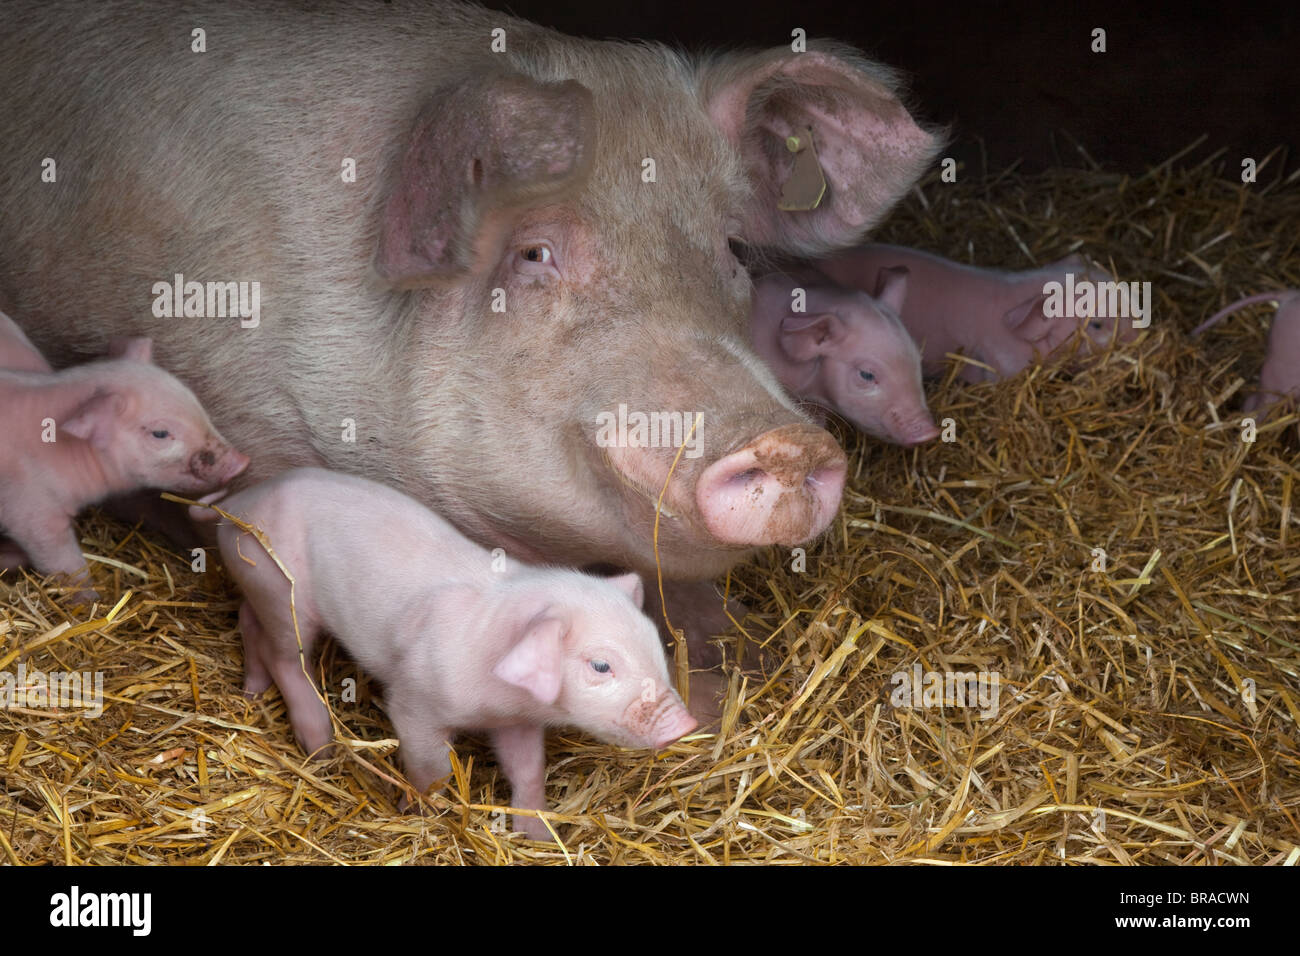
480, 0, 1298, 177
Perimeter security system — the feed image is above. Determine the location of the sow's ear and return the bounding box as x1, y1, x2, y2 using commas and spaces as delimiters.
374, 71, 596, 288
703, 45, 944, 256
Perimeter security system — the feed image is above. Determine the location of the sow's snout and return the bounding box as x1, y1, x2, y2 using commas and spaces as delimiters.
695, 423, 846, 546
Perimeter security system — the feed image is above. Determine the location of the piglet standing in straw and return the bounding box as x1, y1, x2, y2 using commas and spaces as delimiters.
0, 336, 249, 601
196, 468, 697, 841
1192, 291, 1300, 415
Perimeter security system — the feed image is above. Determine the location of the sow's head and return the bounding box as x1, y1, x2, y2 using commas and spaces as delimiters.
372, 41, 942, 578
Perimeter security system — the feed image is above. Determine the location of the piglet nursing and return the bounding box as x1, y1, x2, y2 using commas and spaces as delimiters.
202, 468, 696, 841
0, 337, 248, 597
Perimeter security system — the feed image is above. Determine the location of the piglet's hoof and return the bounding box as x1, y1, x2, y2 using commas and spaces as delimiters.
397, 784, 444, 816
515, 813, 556, 843
396, 791, 424, 815
65, 585, 102, 608
302, 741, 338, 762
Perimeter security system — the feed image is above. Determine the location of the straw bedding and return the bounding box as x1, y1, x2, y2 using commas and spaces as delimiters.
2, 145, 1298, 865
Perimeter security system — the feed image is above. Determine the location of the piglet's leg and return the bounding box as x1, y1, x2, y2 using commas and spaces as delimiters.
385, 688, 455, 811
267, 653, 332, 758
245, 600, 332, 758
5, 510, 97, 602
489, 723, 550, 841
238, 601, 274, 697
8, 510, 87, 579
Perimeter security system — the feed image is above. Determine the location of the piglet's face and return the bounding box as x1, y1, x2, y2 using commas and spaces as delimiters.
779, 276, 938, 446
562, 573, 696, 750
62, 376, 248, 494
1015, 261, 1144, 365
118, 408, 249, 493
495, 573, 696, 750
828, 326, 937, 446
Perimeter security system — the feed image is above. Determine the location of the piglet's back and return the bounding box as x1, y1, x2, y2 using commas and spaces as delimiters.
219, 467, 498, 587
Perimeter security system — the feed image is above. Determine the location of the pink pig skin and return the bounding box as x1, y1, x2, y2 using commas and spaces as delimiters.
0, 308, 50, 373
0, 337, 248, 596
1192, 291, 1300, 415
1251, 297, 1300, 413
204, 468, 696, 842
811, 245, 1134, 383
751, 268, 939, 445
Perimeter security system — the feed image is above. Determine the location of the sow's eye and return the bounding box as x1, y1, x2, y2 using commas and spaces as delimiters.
590, 660, 611, 674
515, 242, 556, 274
151, 429, 171, 439
858, 370, 876, 384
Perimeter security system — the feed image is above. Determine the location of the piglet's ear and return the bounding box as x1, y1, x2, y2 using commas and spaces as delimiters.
779, 313, 847, 362
607, 572, 645, 609
493, 617, 566, 705
106, 337, 153, 363
61, 392, 126, 451
872, 265, 909, 315
1002, 293, 1053, 341
375, 71, 595, 288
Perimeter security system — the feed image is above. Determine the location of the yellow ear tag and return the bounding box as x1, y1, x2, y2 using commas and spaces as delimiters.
777, 127, 827, 211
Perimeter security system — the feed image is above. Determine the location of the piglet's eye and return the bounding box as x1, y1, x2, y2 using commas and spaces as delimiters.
859, 370, 876, 383
590, 660, 610, 674
151, 430, 170, 439
1089, 321, 1104, 330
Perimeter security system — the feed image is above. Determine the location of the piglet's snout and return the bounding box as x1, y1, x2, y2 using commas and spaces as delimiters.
892, 409, 940, 446
623, 691, 697, 749
190, 442, 250, 486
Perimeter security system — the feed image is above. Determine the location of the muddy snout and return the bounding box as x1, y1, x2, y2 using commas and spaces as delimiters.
695, 424, 846, 546
623, 690, 697, 749
189, 440, 250, 488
